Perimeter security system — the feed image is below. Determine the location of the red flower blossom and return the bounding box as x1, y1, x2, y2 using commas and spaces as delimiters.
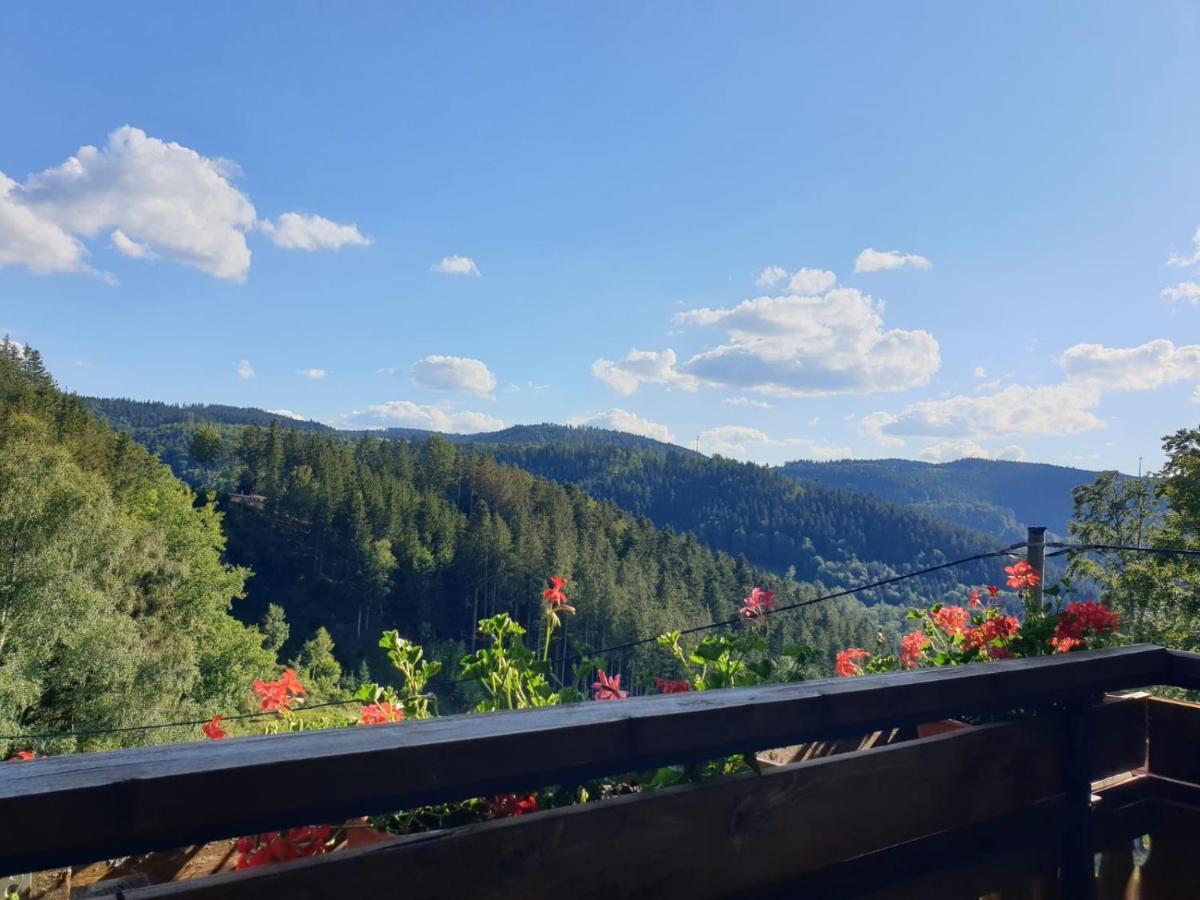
1004, 560, 1041, 590
963, 615, 1021, 656
1051, 601, 1119, 654
235, 826, 332, 869
6, 750, 36, 762
359, 702, 405, 725
987, 585, 1000, 599
592, 669, 628, 701
542, 575, 570, 607
486, 793, 539, 818
655, 677, 691, 694
835, 648, 871, 677
740, 587, 776, 620
202, 715, 226, 740
253, 669, 307, 713
969, 589, 982, 608
933, 605, 969, 636
899, 630, 930, 669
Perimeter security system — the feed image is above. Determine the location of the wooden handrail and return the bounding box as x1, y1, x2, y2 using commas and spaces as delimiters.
0, 645, 1178, 873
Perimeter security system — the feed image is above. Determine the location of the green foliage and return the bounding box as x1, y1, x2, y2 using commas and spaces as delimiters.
1069, 428, 1200, 649
459, 614, 564, 711
261, 603, 290, 653
189, 425, 224, 468
658, 630, 814, 690
0, 343, 275, 755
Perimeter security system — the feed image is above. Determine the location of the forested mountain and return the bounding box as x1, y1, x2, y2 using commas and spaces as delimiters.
0, 346, 275, 755
225, 425, 906, 686
777, 457, 1109, 541
86, 398, 1004, 605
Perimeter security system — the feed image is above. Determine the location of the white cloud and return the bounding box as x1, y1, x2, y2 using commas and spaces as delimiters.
1162, 282, 1200, 305
865, 382, 1106, 443
854, 248, 933, 273
260, 213, 370, 251
723, 396, 773, 409
269, 409, 304, 420
591, 349, 700, 395
298, 368, 327, 379
568, 408, 674, 443
787, 267, 837, 296
236, 359, 255, 380
431, 255, 480, 276
755, 265, 788, 288
916, 439, 1027, 463
1167, 226, 1200, 268
410, 355, 497, 395
357, 400, 504, 433
0, 172, 90, 275
698, 424, 850, 463
0, 125, 367, 281
1060, 339, 1200, 391
973, 366, 988, 379
110, 228, 155, 259
1193, 386, 1200, 405
669, 288, 940, 397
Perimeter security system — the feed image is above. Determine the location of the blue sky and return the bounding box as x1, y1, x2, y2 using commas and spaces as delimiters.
2, 2, 1198, 471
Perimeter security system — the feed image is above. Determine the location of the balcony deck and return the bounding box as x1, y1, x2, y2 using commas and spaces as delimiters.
4, 644, 1200, 898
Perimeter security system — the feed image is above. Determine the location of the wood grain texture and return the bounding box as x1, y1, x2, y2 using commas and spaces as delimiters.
0, 644, 1173, 874
1146, 697, 1200, 783
120, 718, 1068, 900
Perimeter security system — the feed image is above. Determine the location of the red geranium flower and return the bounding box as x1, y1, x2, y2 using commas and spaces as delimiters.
987, 585, 1000, 599
740, 587, 776, 620
1004, 560, 1040, 590
6, 750, 36, 762
541, 575, 575, 613
486, 793, 539, 818
1051, 600, 1119, 654
359, 702, 405, 725
933, 605, 969, 636
835, 648, 871, 677
655, 677, 691, 694
592, 669, 628, 701
253, 669, 307, 713
899, 630, 929, 669
963, 614, 1021, 656
235, 826, 332, 869
969, 589, 982, 608
202, 715, 226, 740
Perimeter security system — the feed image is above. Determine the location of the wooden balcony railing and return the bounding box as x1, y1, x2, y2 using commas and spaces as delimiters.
4, 644, 1200, 898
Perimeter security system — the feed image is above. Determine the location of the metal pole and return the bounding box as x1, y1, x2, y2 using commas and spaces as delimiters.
1027, 526, 1046, 609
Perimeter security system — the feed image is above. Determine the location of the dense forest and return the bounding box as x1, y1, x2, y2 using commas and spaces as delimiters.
225, 424, 906, 684
85, 398, 1001, 605
779, 457, 1107, 542
0, 345, 275, 754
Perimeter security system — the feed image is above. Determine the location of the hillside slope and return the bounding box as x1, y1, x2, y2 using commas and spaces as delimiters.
776, 457, 1109, 541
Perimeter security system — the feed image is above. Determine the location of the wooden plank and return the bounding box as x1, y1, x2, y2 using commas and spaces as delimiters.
0, 645, 1169, 873
1090, 695, 1148, 780
1164, 648, 1200, 689
1146, 697, 1200, 783
120, 718, 1068, 900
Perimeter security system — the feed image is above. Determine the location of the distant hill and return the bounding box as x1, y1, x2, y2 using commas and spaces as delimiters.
82, 396, 334, 432
776, 457, 1108, 541
83, 395, 1024, 604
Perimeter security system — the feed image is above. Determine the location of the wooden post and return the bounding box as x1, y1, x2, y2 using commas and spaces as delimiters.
1061, 699, 1095, 899
1027, 526, 1046, 608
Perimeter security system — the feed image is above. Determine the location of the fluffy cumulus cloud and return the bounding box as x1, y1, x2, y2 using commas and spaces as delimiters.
269, 409, 305, 420
259, 213, 370, 251
854, 248, 932, 273
298, 368, 327, 379
594, 288, 939, 398
0, 125, 367, 281
236, 359, 256, 380
787, 267, 837, 296
568, 408, 674, 443
356, 400, 503, 433
591, 349, 700, 396
698, 425, 850, 463
431, 255, 480, 276
723, 396, 773, 409
1162, 282, 1200, 305
916, 439, 1026, 463
862, 382, 1105, 445
1059, 339, 1200, 391
410, 355, 497, 395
